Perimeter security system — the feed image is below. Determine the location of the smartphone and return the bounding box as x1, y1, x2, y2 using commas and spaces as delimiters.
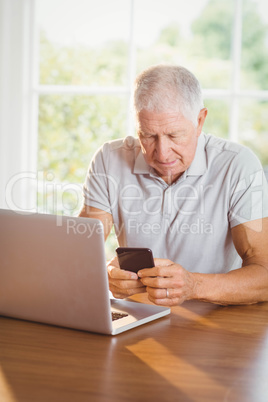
116, 247, 155, 273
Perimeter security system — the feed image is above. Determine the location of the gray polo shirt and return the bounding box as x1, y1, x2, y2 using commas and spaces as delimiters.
83, 133, 268, 274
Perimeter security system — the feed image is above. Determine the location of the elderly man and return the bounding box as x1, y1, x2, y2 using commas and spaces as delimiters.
79, 64, 268, 306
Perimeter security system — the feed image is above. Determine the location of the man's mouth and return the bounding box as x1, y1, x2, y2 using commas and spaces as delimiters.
156, 160, 178, 167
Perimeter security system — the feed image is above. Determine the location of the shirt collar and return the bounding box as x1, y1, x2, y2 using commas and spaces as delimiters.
133, 132, 207, 177
186, 132, 207, 176
133, 147, 151, 175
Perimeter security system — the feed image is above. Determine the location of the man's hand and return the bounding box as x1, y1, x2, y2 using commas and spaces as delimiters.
107, 257, 146, 299
138, 258, 196, 306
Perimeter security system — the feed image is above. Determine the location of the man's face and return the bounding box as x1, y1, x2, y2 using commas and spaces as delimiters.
137, 109, 207, 184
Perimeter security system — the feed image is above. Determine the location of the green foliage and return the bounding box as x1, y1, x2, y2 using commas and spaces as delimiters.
239, 101, 268, 166
191, 0, 268, 89
241, 2, 268, 89
40, 31, 128, 86
157, 23, 182, 47
202, 99, 229, 139
191, 0, 234, 60
38, 94, 127, 184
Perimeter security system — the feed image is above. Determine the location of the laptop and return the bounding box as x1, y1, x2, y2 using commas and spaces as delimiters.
0, 209, 170, 335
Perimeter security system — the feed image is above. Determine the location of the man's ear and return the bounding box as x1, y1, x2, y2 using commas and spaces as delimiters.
197, 108, 208, 135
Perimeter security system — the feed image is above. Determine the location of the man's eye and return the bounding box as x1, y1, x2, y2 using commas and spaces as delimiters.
170, 134, 187, 142
142, 134, 155, 140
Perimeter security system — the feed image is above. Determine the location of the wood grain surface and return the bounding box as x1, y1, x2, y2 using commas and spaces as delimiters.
1, 294, 268, 402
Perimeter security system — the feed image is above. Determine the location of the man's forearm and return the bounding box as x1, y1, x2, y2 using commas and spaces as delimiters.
192, 264, 268, 305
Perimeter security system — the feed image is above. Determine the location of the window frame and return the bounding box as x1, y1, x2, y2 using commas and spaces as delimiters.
34, 0, 268, 143
1, 0, 268, 211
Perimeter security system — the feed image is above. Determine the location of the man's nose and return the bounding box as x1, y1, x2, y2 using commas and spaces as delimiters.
155, 137, 170, 161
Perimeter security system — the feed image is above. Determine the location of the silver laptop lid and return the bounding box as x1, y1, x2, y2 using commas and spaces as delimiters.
0, 210, 113, 333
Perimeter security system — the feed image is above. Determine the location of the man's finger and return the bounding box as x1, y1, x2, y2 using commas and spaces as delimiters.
108, 267, 138, 280
138, 265, 174, 278
140, 276, 173, 289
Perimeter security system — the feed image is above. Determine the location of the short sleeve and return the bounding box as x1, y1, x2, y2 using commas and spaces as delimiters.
228, 147, 268, 228
82, 144, 112, 213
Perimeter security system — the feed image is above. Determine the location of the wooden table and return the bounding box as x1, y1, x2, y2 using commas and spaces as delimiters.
0, 294, 268, 402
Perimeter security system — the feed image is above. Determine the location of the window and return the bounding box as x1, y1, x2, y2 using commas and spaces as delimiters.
1, 0, 268, 217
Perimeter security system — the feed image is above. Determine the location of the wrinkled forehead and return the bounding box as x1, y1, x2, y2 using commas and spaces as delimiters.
136, 109, 193, 134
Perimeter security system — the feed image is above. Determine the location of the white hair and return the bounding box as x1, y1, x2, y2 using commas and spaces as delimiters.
134, 64, 204, 126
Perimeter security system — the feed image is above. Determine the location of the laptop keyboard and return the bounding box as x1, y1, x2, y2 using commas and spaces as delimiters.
112, 312, 128, 321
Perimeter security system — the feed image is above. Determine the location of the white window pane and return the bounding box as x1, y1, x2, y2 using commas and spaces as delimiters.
36, 0, 131, 86
134, 0, 234, 89
38, 94, 128, 184
239, 100, 268, 168
203, 99, 230, 139
241, 0, 268, 90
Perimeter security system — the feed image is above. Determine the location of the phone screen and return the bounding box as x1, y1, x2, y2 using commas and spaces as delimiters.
116, 247, 155, 273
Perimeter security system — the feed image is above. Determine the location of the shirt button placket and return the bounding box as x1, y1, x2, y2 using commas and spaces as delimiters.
162, 187, 172, 219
